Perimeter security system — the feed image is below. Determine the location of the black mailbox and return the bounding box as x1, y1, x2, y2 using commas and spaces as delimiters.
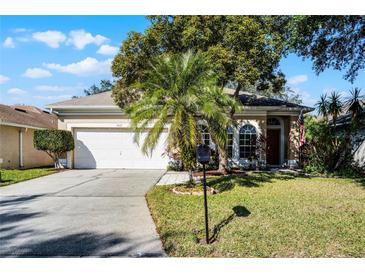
196, 144, 211, 164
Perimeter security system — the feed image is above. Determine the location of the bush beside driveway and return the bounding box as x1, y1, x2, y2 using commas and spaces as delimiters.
147, 172, 365, 257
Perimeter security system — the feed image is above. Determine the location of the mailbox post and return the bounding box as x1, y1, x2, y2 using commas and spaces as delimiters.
196, 144, 211, 244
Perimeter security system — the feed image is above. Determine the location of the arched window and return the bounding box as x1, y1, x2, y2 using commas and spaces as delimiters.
199, 125, 210, 146
227, 127, 234, 158
239, 125, 257, 159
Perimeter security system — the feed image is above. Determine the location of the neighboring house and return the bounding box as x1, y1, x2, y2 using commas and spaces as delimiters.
332, 107, 365, 168
0, 104, 57, 169
47, 90, 313, 169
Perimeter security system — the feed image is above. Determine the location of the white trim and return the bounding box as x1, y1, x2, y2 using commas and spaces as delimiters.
267, 116, 285, 165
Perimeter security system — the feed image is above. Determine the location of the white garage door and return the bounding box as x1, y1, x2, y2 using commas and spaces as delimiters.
74, 128, 168, 169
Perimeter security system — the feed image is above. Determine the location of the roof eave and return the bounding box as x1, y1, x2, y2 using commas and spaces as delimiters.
46, 105, 120, 110
0, 120, 49, 130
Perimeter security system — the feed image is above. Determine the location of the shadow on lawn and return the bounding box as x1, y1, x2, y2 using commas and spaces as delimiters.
209, 205, 251, 244
355, 177, 365, 188
207, 171, 300, 193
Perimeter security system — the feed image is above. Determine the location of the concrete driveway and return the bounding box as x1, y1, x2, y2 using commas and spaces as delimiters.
0, 169, 166, 257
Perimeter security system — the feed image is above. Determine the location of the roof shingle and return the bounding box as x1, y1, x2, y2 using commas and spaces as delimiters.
0, 104, 58, 129
46, 89, 313, 112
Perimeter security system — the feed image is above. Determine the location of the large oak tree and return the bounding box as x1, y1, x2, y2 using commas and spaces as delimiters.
111, 16, 288, 172
287, 16, 365, 83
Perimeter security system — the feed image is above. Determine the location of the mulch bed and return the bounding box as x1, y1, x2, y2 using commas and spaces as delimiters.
193, 169, 247, 178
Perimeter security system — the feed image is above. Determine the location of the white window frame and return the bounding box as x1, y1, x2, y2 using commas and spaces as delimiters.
239, 124, 257, 159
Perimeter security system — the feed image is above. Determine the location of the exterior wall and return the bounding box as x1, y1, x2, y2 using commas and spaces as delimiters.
22, 128, 53, 168
0, 125, 53, 169
56, 113, 301, 169
353, 127, 365, 168
0, 125, 20, 168
287, 115, 300, 166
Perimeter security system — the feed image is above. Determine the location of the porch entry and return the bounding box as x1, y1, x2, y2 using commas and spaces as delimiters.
266, 128, 280, 165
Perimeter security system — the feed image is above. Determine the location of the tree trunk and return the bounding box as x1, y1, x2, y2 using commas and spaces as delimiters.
201, 83, 243, 175
333, 128, 352, 170
217, 144, 229, 175
217, 83, 242, 174
188, 169, 193, 182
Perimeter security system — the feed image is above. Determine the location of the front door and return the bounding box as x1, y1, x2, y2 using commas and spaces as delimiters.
266, 129, 280, 165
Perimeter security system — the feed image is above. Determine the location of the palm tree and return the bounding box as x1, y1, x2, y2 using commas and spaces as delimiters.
127, 51, 238, 179
346, 88, 364, 126
333, 88, 364, 170
328, 91, 343, 128
315, 94, 329, 121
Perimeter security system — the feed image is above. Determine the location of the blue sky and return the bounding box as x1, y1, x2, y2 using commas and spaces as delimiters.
1, 15, 364, 109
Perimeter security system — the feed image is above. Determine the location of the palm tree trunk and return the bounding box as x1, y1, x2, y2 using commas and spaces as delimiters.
188, 169, 193, 182
217, 145, 229, 175
217, 83, 242, 174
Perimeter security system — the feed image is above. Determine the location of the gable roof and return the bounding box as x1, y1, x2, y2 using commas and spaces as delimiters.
237, 93, 310, 109
46, 90, 314, 113
329, 106, 365, 127
0, 104, 58, 129
47, 92, 116, 108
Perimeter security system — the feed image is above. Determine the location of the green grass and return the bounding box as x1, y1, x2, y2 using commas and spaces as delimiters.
146, 172, 365, 257
0, 168, 57, 187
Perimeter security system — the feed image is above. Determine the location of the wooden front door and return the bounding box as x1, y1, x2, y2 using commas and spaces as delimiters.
267, 129, 280, 165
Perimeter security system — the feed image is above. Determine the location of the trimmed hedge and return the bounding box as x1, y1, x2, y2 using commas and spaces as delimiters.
34, 129, 74, 168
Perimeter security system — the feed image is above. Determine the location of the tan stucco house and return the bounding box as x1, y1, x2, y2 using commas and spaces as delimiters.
47, 90, 313, 170
0, 104, 57, 169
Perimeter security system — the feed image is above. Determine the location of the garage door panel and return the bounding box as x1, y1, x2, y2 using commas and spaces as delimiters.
74, 129, 168, 169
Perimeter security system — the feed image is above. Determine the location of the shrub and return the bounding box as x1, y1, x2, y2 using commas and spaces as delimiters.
303, 115, 360, 176
34, 129, 74, 168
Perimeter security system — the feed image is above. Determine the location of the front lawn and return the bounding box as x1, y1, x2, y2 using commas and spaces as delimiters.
147, 172, 365, 257
0, 168, 57, 187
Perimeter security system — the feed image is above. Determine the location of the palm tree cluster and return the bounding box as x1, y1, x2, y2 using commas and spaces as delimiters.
309, 88, 364, 173
316, 88, 364, 127
127, 51, 238, 178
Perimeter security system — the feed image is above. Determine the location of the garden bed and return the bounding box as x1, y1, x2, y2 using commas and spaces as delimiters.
193, 168, 247, 178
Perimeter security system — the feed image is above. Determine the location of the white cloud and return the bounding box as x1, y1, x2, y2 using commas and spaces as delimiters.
23, 68, 52, 79
16, 36, 31, 42
0, 75, 10, 84
67, 29, 109, 50
7, 88, 27, 95
288, 74, 308, 85
97, 44, 118, 55
34, 95, 73, 101
291, 87, 316, 107
32, 30, 66, 48
3, 37, 15, 48
34, 85, 66, 92
35, 84, 85, 92
44, 57, 112, 77
13, 28, 30, 33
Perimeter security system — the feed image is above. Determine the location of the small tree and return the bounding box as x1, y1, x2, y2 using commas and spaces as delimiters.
84, 80, 113, 96
34, 129, 74, 168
